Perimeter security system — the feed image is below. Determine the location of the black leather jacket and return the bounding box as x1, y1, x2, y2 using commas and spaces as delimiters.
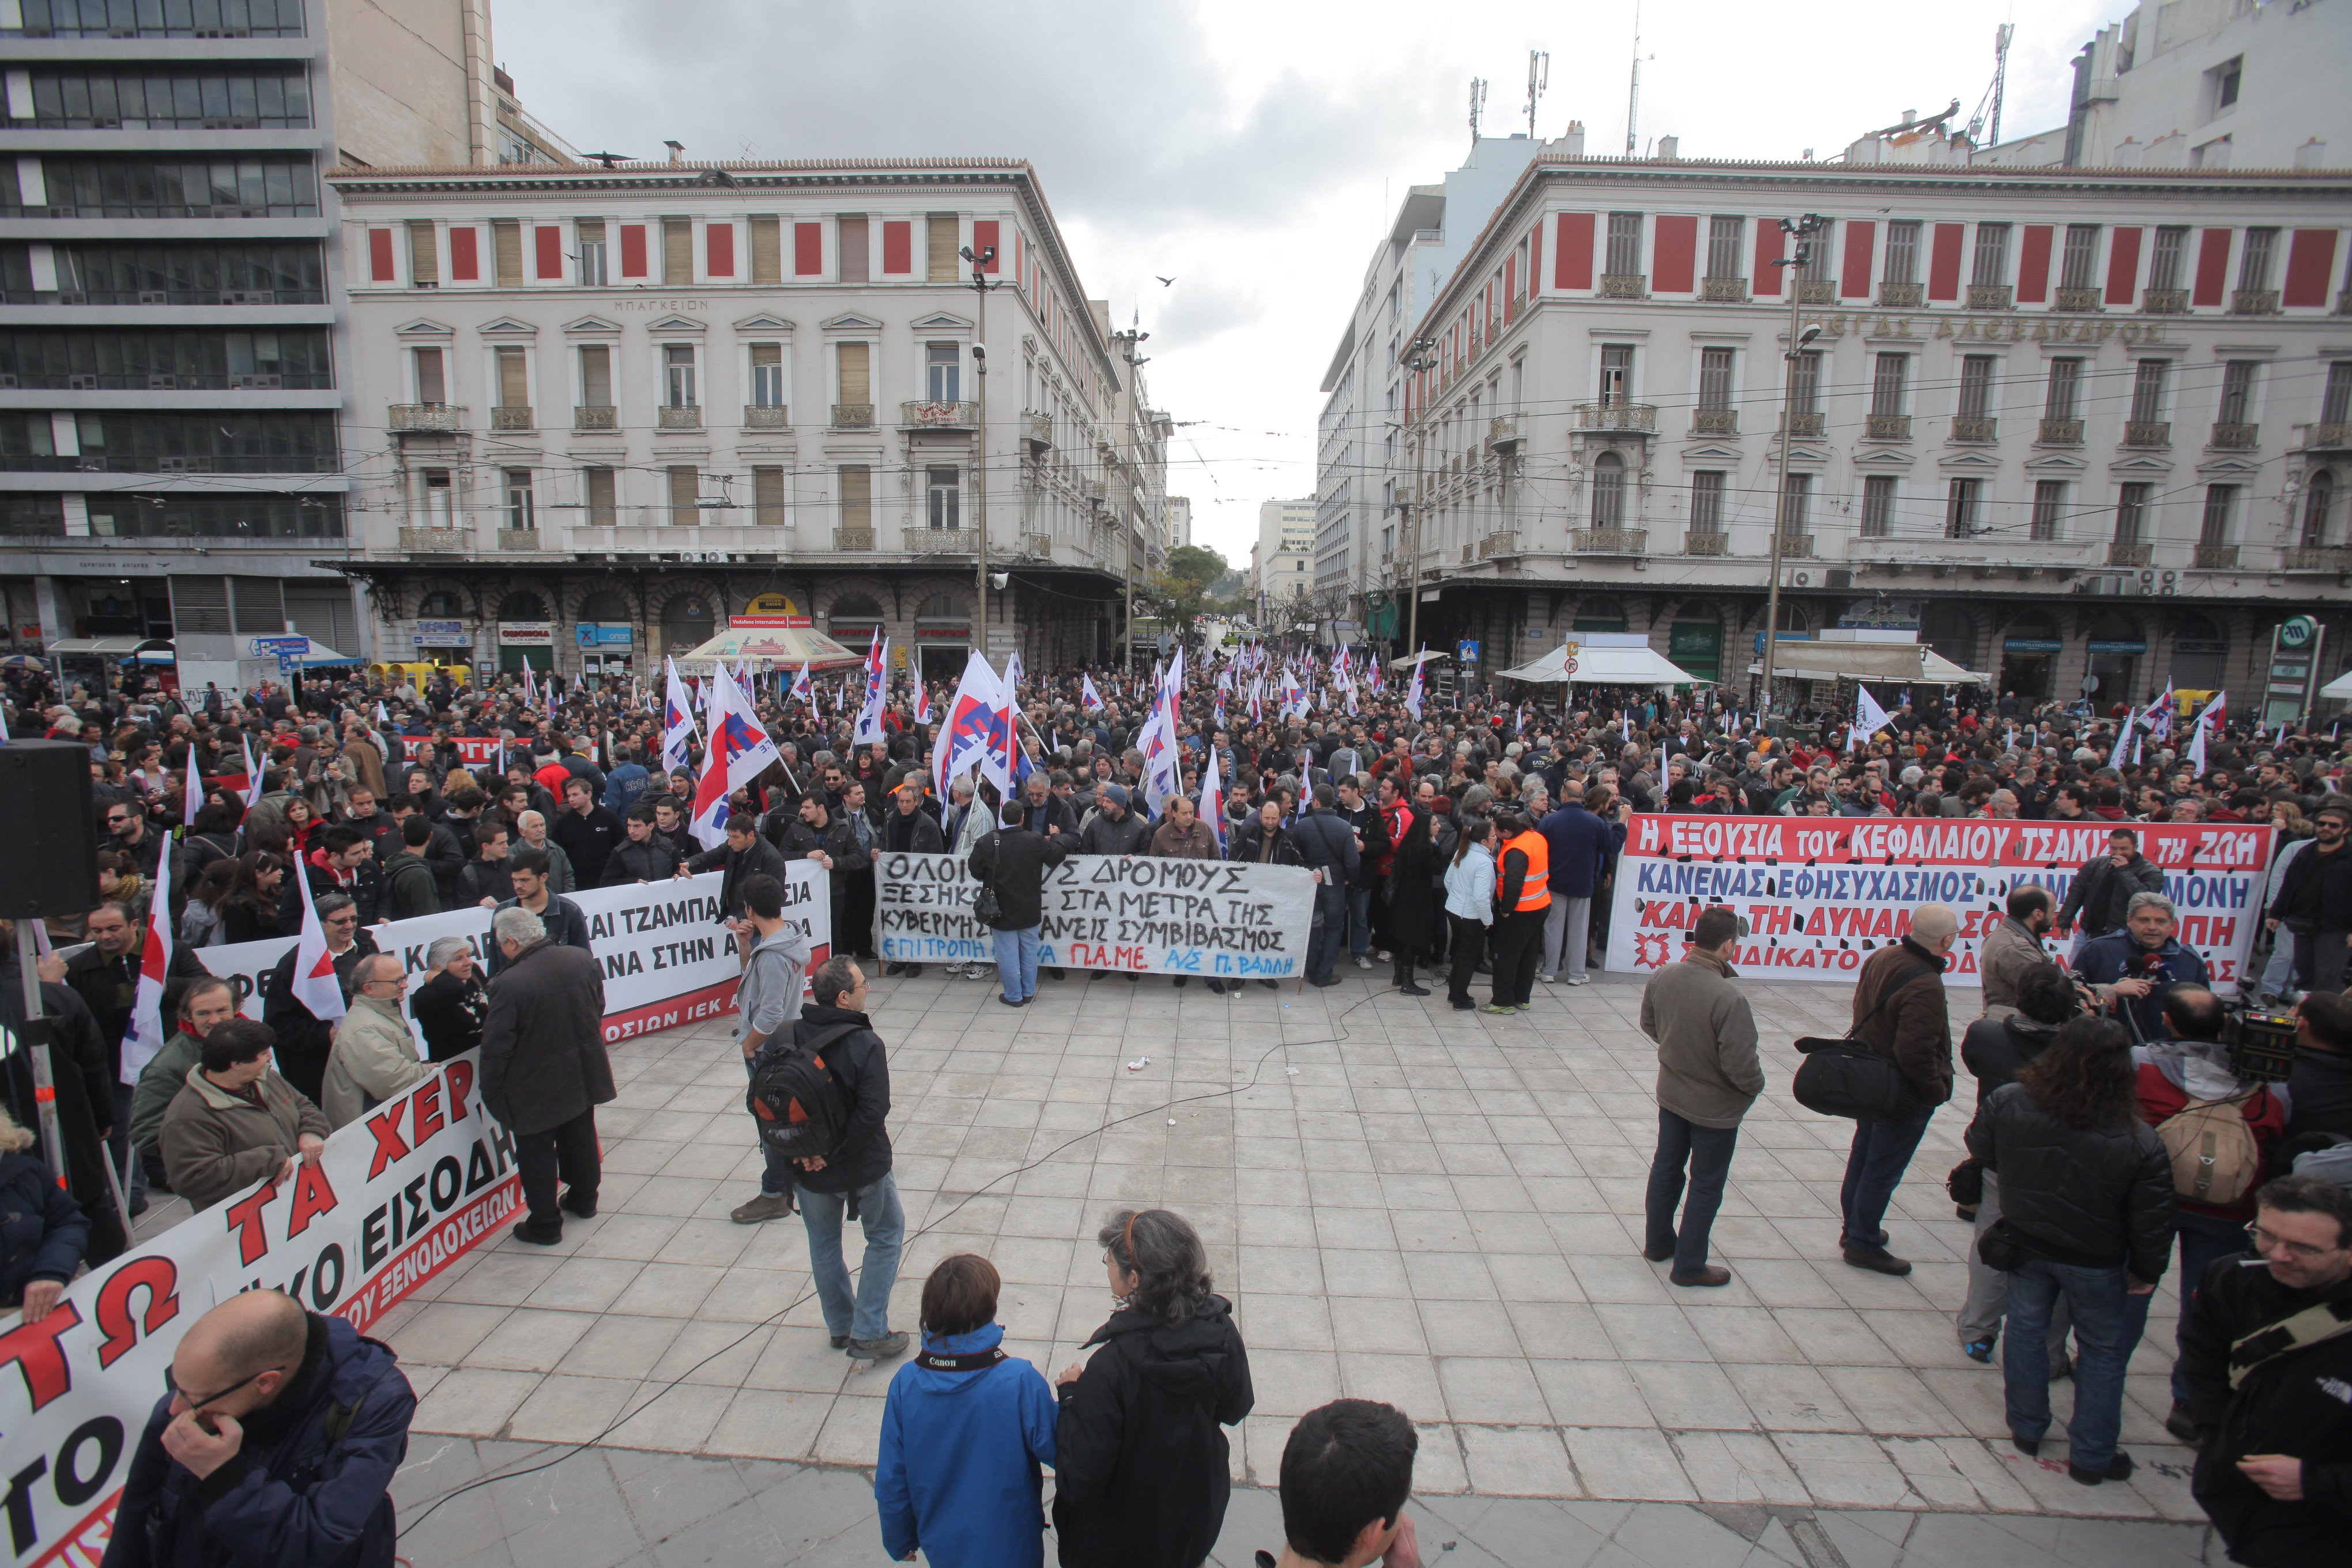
1966, 1079, 2174, 1279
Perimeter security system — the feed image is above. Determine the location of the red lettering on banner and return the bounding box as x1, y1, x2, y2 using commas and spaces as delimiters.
94, 1256, 179, 1369
225, 1181, 277, 1266
364, 1105, 411, 1179
443, 1060, 474, 1123
285, 1160, 338, 1240
0, 1301, 81, 1409
412, 1079, 446, 1144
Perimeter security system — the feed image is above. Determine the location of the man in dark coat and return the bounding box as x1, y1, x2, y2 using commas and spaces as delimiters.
2268, 796, 2352, 994
1537, 785, 1626, 985
0, 951, 128, 1267
259, 892, 377, 1106
683, 812, 791, 927
484, 847, 592, 977
968, 800, 1072, 1005
2057, 827, 2168, 945
1838, 904, 1959, 1278
601, 802, 683, 885
63, 899, 210, 1213
790, 956, 907, 1362
105, 1289, 414, 1568
479, 904, 611, 1244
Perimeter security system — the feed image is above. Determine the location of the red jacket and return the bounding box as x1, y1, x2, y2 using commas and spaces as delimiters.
2134, 1064, 2288, 1220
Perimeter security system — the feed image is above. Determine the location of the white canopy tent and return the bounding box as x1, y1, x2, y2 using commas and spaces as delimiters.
1498, 640, 1708, 688
1742, 640, 1991, 685
2319, 668, 2352, 700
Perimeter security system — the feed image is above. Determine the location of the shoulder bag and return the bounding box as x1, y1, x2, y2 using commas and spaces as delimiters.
1791, 961, 1932, 1124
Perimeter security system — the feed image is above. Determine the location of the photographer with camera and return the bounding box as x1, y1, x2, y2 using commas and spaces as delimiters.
2072, 892, 2208, 1043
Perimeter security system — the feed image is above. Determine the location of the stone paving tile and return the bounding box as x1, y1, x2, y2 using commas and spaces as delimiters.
389, 967, 2220, 1556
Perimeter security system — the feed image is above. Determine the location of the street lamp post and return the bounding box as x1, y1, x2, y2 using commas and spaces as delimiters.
1397, 337, 1438, 661
960, 243, 998, 662
1758, 214, 1825, 723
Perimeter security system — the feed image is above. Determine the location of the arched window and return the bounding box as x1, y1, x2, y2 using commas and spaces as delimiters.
417, 590, 463, 618
578, 589, 632, 623
1572, 596, 1627, 633
2305, 471, 2336, 548
659, 595, 710, 655
497, 591, 547, 621
1590, 451, 1625, 527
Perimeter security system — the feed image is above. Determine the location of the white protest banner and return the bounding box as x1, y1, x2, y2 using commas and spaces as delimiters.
0, 1053, 515, 1567
195, 866, 831, 1040
1604, 815, 2270, 989
876, 853, 1317, 981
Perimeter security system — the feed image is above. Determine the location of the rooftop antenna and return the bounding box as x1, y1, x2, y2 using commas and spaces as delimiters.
1526, 50, 1550, 138
1624, 0, 1654, 157
1966, 24, 2016, 145
1468, 77, 1488, 150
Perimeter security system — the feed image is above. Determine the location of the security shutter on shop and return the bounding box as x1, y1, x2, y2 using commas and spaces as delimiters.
283, 585, 355, 654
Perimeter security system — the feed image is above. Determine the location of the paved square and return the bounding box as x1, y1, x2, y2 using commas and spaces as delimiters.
235, 964, 2229, 1559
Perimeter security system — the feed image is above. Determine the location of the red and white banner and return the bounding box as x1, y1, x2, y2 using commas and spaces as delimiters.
1604, 815, 2271, 990
0, 861, 834, 1565
396, 735, 503, 769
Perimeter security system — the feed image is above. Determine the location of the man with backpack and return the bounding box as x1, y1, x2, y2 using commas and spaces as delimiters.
2132, 986, 2290, 1443
730, 875, 812, 1226
759, 955, 907, 1363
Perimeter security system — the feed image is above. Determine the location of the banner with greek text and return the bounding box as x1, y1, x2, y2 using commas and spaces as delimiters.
1604, 815, 2271, 989
196, 866, 830, 1042
876, 851, 1318, 981
0, 1053, 517, 1566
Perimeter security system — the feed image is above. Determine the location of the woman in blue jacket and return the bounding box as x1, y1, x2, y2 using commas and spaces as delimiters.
875, 1253, 1058, 1567
0, 1107, 87, 1320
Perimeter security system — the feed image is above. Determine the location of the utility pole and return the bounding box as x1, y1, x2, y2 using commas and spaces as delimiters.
960, 242, 997, 663
1758, 214, 1825, 723
1398, 336, 1437, 661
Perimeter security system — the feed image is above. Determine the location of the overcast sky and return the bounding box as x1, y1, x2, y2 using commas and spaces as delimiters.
493, 0, 2119, 566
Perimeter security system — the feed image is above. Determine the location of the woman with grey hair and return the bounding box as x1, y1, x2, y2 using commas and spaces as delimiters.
1051, 1209, 1253, 1568
410, 935, 488, 1062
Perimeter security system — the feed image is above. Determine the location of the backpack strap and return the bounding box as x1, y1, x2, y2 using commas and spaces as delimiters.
1846, 961, 1935, 1042
2227, 1295, 2352, 1389
751, 1020, 862, 1067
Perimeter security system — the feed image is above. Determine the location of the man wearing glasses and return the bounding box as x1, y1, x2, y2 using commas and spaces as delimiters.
112, 1286, 413, 1567
261, 892, 378, 1105
101, 799, 163, 882
320, 955, 432, 1131
2174, 1174, 2352, 1562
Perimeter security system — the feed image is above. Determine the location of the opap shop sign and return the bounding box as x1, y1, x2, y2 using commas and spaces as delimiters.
497, 621, 553, 647
1605, 813, 2269, 988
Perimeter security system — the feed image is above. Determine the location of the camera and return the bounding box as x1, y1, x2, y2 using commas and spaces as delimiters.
2226, 1005, 2299, 1084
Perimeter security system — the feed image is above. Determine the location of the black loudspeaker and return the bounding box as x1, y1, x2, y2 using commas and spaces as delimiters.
0, 741, 101, 920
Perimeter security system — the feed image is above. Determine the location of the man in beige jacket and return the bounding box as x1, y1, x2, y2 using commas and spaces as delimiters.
322, 954, 434, 1129
1638, 905, 1764, 1287
1978, 884, 2056, 1019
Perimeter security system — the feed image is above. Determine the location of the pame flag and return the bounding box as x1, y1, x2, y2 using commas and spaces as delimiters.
662, 656, 700, 775
853, 630, 889, 745
935, 651, 1015, 802
691, 664, 780, 848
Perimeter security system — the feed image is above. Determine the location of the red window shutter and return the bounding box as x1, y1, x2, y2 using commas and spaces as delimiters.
619, 224, 647, 278
368, 228, 395, 282
973, 220, 1000, 272
2283, 229, 2339, 308
448, 226, 478, 282
1554, 212, 1593, 289
2192, 228, 2232, 307
534, 225, 563, 280
1841, 220, 1875, 299
794, 221, 823, 275
1653, 215, 1697, 293
1503, 255, 1517, 322
2104, 227, 2142, 306
1528, 223, 1543, 296
882, 220, 911, 273
2016, 225, 2053, 304
704, 222, 732, 277
1927, 223, 1964, 301
1753, 220, 1785, 296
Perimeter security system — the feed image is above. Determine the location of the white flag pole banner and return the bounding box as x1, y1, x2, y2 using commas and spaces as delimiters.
0, 863, 830, 1564
1604, 814, 2269, 989
876, 854, 1316, 981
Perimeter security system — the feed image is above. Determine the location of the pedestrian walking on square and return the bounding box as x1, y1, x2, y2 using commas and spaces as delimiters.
1053, 1208, 1254, 1568
1638, 904, 1763, 1287
729, 873, 810, 1225
479, 905, 611, 1245
969, 800, 1070, 1007
1441, 817, 1495, 1010
1965, 1014, 2171, 1486
1838, 903, 1959, 1276
793, 956, 909, 1362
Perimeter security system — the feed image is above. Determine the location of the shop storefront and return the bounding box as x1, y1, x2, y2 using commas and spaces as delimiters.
2086, 619, 2147, 708
2000, 611, 2062, 700
497, 620, 553, 673
576, 623, 633, 676
913, 592, 971, 684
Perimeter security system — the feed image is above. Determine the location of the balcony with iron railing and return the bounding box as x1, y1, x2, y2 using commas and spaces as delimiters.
1797, 280, 1837, 304
1782, 411, 1824, 437
1023, 413, 1053, 449
491, 405, 533, 431
743, 404, 788, 429
1701, 277, 1747, 302
831, 404, 876, 429
902, 399, 979, 429
2038, 418, 2084, 446
2210, 423, 2259, 450
2231, 289, 2279, 316
2283, 544, 2352, 571
656, 404, 700, 430
2108, 541, 2153, 566
1017, 532, 1054, 558
495, 528, 538, 551
1573, 527, 1646, 554
1598, 273, 1647, 299
2123, 421, 2171, 448
1771, 533, 1814, 558
1690, 409, 1738, 436
390, 403, 463, 433
1477, 532, 1518, 558
564, 524, 783, 556
1487, 414, 1521, 448
1967, 284, 2013, 310
2307, 424, 2352, 451
399, 526, 468, 553
573, 405, 617, 431
1574, 402, 1656, 432
1951, 416, 1997, 444
1864, 413, 1911, 441
832, 527, 875, 551
905, 527, 979, 554
2053, 287, 2102, 312
2143, 289, 2188, 315
2193, 544, 2240, 569
1877, 282, 1923, 307
1683, 532, 1728, 556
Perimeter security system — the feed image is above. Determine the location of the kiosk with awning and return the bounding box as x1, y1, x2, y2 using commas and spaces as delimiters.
679, 612, 864, 669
